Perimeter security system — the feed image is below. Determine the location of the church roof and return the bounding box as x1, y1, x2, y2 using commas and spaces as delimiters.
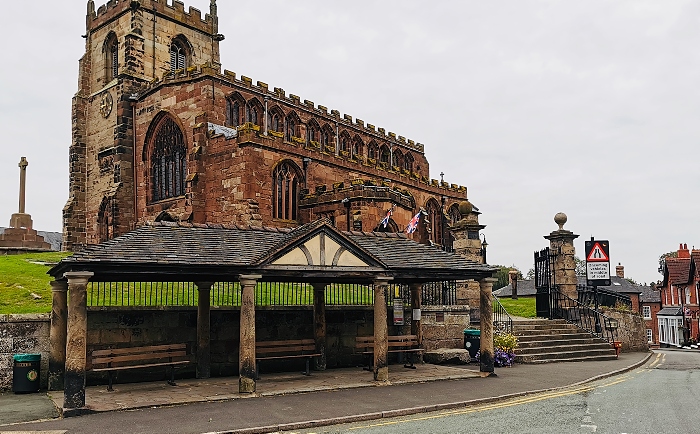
50, 220, 496, 283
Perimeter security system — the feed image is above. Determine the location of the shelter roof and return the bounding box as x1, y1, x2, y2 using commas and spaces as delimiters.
50, 220, 496, 283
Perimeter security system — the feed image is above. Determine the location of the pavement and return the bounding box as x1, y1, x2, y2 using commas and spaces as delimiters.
0, 351, 652, 433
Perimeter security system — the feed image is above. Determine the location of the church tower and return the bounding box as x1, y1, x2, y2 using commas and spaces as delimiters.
64, 0, 223, 251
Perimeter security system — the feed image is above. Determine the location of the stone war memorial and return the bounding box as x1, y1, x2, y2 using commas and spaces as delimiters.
0, 157, 52, 254
48, 0, 499, 414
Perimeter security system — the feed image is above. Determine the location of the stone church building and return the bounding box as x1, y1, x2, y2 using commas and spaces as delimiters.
64, 0, 481, 251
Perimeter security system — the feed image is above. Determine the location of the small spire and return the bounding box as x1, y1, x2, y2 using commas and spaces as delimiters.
210, 0, 218, 16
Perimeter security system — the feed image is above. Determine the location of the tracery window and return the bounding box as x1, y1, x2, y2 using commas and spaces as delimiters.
170, 39, 188, 72
448, 203, 461, 225
267, 109, 283, 132
150, 116, 187, 202
352, 136, 364, 157
273, 161, 301, 220
98, 197, 118, 242
404, 153, 414, 172
285, 114, 297, 141
105, 33, 119, 82
246, 104, 259, 124
379, 145, 390, 164
226, 98, 241, 127
392, 150, 403, 168
339, 132, 350, 153
426, 198, 444, 246
307, 122, 319, 142
320, 127, 331, 147
367, 142, 378, 160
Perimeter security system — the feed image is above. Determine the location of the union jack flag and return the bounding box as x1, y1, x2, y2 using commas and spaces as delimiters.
406, 211, 421, 234
379, 207, 393, 228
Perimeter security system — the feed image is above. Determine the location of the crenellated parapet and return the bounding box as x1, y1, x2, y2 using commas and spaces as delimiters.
88, 0, 217, 35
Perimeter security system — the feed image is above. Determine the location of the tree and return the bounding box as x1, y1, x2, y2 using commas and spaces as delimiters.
492, 265, 523, 290
574, 256, 586, 277
658, 251, 677, 275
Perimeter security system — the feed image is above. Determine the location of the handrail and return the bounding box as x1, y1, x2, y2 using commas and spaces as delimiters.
577, 284, 632, 311
550, 287, 618, 343
492, 295, 513, 334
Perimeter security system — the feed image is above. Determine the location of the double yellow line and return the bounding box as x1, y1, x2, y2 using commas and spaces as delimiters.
348, 374, 641, 431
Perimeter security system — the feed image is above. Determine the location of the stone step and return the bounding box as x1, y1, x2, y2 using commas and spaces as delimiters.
516, 333, 594, 342
517, 343, 613, 355
516, 348, 617, 363
517, 354, 619, 364
517, 338, 602, 349
513, 324, 581, 331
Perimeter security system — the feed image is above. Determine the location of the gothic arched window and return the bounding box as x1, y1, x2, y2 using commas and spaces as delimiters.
170, 38, 188, 73
320, 126, 332, 147
392, 150, 403, 168
105, 33, 119, 82
448, 203, 461, 225
426, 198, 444, 246
404, 153, 414, 172
98, 197, 118, 242
267, 108, 283, 132
273, 161, 302, 220
339, 132, 350, 153
246, 103, 259, 125
367, 141, 378, 160
379, 145, 390, 164
285, 113, 298, 141
352, 136, 364, 157
226, 98, 242, 127
307, 121, 319, 143
150, 116, 187, 202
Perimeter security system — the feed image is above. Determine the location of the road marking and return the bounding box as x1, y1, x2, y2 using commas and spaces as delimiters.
348, 377, 634, 431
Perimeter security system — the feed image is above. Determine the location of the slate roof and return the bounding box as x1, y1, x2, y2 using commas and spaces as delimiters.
639, 285, 661, 304
577, 276, 642, 294
657, 307, 682, 316
50, 221, 496, 282
492, 279, 536, 297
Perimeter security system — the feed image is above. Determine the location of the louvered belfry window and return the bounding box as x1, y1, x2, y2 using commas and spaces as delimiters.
151, 117, 187, 202
273, 162, 300, 220
170, 42, 187, 73
110, 44, 118, 79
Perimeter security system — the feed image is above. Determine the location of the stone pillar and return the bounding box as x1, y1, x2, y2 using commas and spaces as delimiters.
410, 283, 422, 345
18, 157, 27, 214
373, 277, 393, 382
63, 271, 93, 410
312, 283, 327, 371
509, 270, 519, 300
479, 277, 498, 377
238, 274, 261, 393
544, 213, 579, 300
48, 280, 68, 391
450, 201, 486, 264
196, 281, 213, 379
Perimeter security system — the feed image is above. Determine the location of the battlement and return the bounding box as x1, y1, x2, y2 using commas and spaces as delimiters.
88, 0, 216, 34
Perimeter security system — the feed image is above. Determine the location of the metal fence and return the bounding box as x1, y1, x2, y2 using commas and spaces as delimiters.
576, 284, 633, 311
87, 281, 457, 308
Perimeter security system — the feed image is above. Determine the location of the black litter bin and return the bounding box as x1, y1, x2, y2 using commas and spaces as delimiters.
13, 353, 41, 393
464, 329, 480, 360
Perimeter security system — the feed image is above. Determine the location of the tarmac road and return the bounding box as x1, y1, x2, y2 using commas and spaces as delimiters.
286, 350, 699, 434
3, 352, 649, 434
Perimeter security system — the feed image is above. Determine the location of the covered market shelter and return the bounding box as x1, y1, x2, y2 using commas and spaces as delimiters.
47, 219, 497, 411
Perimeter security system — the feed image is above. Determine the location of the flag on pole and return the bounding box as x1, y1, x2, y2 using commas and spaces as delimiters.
406, 211, 421, 234
379, 207, 393, 228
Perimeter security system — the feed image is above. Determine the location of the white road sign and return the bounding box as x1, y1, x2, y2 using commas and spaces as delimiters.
586, 262, 610, 281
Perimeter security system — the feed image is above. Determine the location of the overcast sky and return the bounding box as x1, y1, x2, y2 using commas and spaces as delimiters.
1, 0, 698, 284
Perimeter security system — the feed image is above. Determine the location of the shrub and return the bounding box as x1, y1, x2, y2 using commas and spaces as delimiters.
475, 332, 519, 367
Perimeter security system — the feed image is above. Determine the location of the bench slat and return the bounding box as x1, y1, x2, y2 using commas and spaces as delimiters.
257, 353, 321, 361
257, 346, 316, 354
91, 360, 191, 372
93, 350, 188, 366
256, 339, 315, 348
92, 344, 186, 357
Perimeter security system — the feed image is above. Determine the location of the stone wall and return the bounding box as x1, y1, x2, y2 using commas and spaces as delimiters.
0, 314, 50, 391
420, 306, 470, 351
601, 308, 649, 352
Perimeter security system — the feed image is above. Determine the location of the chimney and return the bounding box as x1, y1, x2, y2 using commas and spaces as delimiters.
616, 263, 624, 278
679, 243, 691, 259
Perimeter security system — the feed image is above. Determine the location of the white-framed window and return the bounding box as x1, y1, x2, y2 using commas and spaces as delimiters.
643, 306, 651, 319
686, 287, 691, 304
646, 329, 653, 343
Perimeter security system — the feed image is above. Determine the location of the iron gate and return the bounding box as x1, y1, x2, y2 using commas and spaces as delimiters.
534, 247, 556, 318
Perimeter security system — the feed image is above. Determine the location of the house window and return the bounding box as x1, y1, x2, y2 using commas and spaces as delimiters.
273, 161, 301, 220
686, 287, 691, 304
643, 306, 651, 319
646, 329, 653, 343
150, 116, 187, 202
170, 40, 188, 72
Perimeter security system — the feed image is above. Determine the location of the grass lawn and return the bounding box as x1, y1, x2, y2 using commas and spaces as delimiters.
0, 252, 71, 314
496, 296, 537, 318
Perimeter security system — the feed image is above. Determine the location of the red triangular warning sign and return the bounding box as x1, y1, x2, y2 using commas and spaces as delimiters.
587, 242, 609, 262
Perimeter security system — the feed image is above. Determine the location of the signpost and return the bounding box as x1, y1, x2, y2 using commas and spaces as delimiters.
585, 238, 610, 334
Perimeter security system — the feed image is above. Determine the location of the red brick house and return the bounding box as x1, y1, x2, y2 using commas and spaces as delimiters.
657, 244, 699, 347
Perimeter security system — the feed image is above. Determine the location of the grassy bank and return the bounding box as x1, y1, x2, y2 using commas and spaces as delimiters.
0, 252, 70, 314
496, 296, 537, 318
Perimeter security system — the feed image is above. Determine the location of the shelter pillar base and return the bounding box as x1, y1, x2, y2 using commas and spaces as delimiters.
196, 282, 213, 379
239, 274, 261, 393
312, 283, 327, 371
373, 277, 392, 382
479, 277, 498, 376
63, 272, 93, 410
49, 280, 68, 391
410, 283, 422, 346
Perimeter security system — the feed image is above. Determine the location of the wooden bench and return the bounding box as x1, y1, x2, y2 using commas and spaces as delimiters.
255, 339, 321, 379
91, 343, 192, 391
355, 335, 423, 370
